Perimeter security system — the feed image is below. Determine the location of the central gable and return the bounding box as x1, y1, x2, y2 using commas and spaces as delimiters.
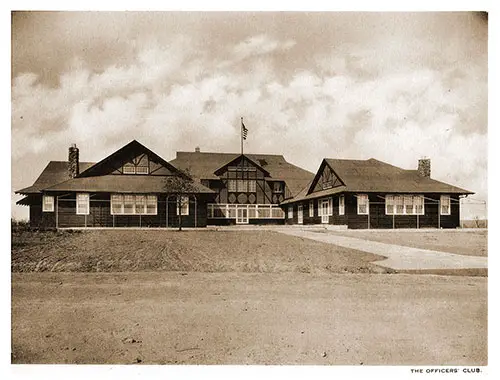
308, 160, 344, 194
78, 140, 180, 178
214, 155, 271, 177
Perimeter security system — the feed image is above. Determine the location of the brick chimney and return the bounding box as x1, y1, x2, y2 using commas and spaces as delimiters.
418, 158, 431, 178
68, 144, 79, 178
195, 146, 200, 153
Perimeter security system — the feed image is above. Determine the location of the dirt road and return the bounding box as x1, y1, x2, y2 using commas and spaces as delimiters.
11, 272, 487, 365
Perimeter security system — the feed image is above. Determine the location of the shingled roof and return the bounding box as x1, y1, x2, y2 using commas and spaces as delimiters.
16, 161, 95, 194
44, 175, 214, 194
169, 151, 314, 197
282, 158, 473, 204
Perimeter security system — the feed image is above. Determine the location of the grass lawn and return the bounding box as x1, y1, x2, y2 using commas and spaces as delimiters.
11, 229, 390, 274
329, 229, 487, 257
11, 272, 487, 365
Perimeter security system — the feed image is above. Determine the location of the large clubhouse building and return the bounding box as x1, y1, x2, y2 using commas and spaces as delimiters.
16, 140, 472, 229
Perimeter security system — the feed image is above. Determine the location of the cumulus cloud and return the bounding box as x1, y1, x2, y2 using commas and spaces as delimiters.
11, 12, 487, 221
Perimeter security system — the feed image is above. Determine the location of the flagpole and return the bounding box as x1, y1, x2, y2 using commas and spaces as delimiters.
240, 117, 244, 156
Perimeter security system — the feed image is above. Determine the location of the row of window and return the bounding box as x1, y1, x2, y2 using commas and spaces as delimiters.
227, 180, 257, 193
288, 194, 452, 217
207, 204, 284, 219
122, 163, 149, 175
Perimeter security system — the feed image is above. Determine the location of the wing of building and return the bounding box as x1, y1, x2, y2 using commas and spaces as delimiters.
15, 141, 314, 228
281, 158, 473, 229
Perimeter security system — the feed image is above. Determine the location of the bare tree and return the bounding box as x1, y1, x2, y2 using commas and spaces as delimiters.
164, 168, 198, 231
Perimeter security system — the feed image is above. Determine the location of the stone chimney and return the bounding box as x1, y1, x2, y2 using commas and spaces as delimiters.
418, 158, 431, 178
195, 146, 200, 153
68, 144, 79, 178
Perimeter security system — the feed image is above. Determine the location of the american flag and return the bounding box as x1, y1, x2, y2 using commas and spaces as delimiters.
241, 119, 248, 140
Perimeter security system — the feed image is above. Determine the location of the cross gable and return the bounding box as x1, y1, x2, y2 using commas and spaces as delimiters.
213, 154, 271, 177
308, 160, 345, 194
78, 140, 180, 178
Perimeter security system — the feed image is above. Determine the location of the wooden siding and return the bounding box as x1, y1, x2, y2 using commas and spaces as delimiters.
30, 193, 208, 228
283, 193, 461, 229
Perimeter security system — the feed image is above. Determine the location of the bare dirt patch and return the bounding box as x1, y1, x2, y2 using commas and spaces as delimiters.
11, 229, 391, 274
328, 229, 487, 257
11, 272, 487, 365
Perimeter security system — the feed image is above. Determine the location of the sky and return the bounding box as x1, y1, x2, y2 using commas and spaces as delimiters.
10, 11, 488, 220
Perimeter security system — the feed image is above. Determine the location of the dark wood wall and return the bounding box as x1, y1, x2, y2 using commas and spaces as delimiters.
284, 193, 461, 229
30, 193, 209, 228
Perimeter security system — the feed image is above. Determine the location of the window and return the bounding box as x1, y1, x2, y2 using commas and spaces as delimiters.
135, 195, 146, 214
440, 195, 451, 215
42, 195, 54, 212
135, 166, 149, 174
147, 195, 157, 215
111, 194, 157, 215
236, 180, 247, 192
111, 194, 123, 214
273, 182, 283, 193
227, 180, 237, 192
339, 195, 345, 215
309, 200, 314, 217
123, 163, 136, 174
248, 180, 256, 193
76, 193, 90, 215
357, 194, 369, 215
288, 206, 293, 219
176, 195, 189, 216
386, 195, 424, 215
328, 198, 333, 215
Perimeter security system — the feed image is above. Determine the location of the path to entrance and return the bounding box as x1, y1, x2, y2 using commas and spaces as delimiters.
272, 228, 488, 270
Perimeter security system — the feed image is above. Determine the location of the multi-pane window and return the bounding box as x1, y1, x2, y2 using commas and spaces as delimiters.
42, 195, 54, 212
309, 200, 314, 217
288, 206, 293, 219
440, 195, 451, 215
230, 180, 257, 192
176, 195, 189, 216
248, 180, 256, 193
123, 163, 148, 174
357, 194, 369, 215
227, 180, 237, 192
111, 194, 157, 215
339, 195, 345, 215
76, 193, 90, 215
385, 195, 424, 215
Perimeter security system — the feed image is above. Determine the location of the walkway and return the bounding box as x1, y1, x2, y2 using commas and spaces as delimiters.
274, 228, 488, 270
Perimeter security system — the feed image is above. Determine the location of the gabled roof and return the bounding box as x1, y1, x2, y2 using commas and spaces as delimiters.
16, 161, 95, 194
282, 158, 473, 204
78, 140, 180, 177
213, 154, 271, 177
44, 175, 214, 194
169, 151, 314, 197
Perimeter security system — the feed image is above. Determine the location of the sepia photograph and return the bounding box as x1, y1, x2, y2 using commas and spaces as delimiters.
10, 6, 489, 375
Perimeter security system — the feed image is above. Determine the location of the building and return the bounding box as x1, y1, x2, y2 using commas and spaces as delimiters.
281, 158, 473, 229
169, 149, 314, 225
16, 140, 215, 228
15, 140, 314, 228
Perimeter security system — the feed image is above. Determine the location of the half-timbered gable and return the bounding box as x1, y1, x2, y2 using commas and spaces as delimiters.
308, 160, 344, 194
78, 140, 179, 178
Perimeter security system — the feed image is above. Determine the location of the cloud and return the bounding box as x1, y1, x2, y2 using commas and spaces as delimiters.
11, 13, 488, 221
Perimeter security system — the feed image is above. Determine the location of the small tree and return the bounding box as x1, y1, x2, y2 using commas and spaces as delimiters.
164, 168, 198, 231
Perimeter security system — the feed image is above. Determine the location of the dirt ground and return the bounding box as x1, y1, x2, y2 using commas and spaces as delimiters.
329, 229, 487, 257
11, 229, 391, 274
11, 272, 487, 365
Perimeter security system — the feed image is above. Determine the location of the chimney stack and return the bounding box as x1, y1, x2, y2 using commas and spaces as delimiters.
418, 158, 431, 178
68, 144, 79, 178
195, 146, 200, 153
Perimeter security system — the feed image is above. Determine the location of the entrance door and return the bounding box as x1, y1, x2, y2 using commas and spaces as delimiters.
297, 205, 303, 224
236, 207, 249, 224
321, 199, 329, 224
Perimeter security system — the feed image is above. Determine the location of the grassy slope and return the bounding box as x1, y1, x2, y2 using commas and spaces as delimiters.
11, 230, 391, 274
